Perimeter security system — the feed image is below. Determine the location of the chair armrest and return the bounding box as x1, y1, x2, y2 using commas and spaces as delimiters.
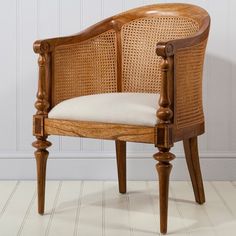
33, 18, 119, 108
155, 21, 210, 138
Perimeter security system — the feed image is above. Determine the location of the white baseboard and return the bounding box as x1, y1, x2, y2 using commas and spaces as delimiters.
0, 153, 236, 180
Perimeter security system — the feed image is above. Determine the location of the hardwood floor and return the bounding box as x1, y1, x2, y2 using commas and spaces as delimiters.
0, 181, 235, 236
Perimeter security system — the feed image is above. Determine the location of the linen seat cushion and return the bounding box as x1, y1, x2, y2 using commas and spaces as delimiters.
48, 93, 159, 127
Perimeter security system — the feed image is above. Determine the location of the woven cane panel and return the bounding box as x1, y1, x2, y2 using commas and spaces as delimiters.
121, 16, 199, 93
53, 30, 117, 106
175, 40, 207, 129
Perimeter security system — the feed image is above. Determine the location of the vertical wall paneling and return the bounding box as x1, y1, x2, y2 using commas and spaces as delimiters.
0, 0, 235, 179
229, 0, 236, 151
60, 0, 82, 36
124, 0, 144, 10
37, 0, 60, 38
143, 0, 165, 5
207, 0, 231, 151
82, 0, 102, 28
0, 1, 17, 151
18, 0, 38, 152
103, 0, 123, 18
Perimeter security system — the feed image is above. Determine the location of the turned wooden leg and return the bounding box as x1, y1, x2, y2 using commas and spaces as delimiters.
115, 140, 126, 193
154, 148, 175, 234
32, 137, 51, 214
183, 136, 205, 204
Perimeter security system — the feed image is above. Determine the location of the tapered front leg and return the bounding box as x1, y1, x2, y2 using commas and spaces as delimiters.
154, 148, 175, 234
33, 137, 51, 214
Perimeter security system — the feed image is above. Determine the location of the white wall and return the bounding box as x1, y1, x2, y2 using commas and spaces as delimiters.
0, 0, 235, 180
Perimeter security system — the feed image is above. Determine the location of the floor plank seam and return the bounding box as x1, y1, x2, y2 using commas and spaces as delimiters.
126, 190, 133, 236
45, 181, 62, 236
169, 184, 190, 236
0, 181, 235, 235
0, 181, 20, 218
17, 189, 36, 236
210, 182, 235, 217
73, 181, 84, 236
146, 181, 160, 236
187, 181, 216, 236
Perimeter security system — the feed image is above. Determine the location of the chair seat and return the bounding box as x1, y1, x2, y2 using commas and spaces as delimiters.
48, 93, 159, 127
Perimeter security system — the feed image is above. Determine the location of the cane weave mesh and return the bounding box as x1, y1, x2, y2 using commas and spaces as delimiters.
52, 15, 206, 129
175, 39, 207, 129
121, 16, 199, 93
53, 30, 117, 106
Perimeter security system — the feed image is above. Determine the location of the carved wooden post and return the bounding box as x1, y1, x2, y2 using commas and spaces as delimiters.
154, 43, 176, 234
32, 42, 51, 214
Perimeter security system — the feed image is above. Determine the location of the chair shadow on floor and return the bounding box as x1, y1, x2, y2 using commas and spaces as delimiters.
49, 181, 236, 235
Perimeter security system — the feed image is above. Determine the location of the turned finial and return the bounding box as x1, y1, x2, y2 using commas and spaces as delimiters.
34, 54, 50, 115
156, 57, 173, 125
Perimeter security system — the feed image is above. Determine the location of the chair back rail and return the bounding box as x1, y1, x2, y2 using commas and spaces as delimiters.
33, 3, 210, 138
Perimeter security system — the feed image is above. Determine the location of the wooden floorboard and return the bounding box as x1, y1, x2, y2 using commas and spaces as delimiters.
202, 182, 235, 236
103, 181, 130, 236
170, 181, 215, 236
75, 181, 103, 236
0, 181, 36, 236
47, 181, 82, 236
19, 181, 61, 236
0, 181, 235, 236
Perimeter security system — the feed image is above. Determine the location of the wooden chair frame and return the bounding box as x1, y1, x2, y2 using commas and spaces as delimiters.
32, 3, 210, 234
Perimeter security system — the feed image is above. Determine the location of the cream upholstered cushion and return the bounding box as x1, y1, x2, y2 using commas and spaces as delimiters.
48, 93, 159, 127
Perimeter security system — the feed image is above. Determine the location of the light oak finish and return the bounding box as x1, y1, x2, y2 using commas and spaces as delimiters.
32, 3, 210, 234
44, 118, 155, 144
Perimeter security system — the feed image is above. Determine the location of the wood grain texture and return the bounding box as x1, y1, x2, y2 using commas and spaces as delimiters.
154, 46, 176, 234
183, 137, 205, 204
33, 145, 50, 214
156, 163, 172, 234
115, 141, 126, 193
44, 119, 155, 144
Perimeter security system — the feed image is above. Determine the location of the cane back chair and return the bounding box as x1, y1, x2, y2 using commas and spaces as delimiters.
32, 3, 210, 234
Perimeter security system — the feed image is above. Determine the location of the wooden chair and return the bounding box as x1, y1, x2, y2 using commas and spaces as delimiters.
32, 3, 210, 234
